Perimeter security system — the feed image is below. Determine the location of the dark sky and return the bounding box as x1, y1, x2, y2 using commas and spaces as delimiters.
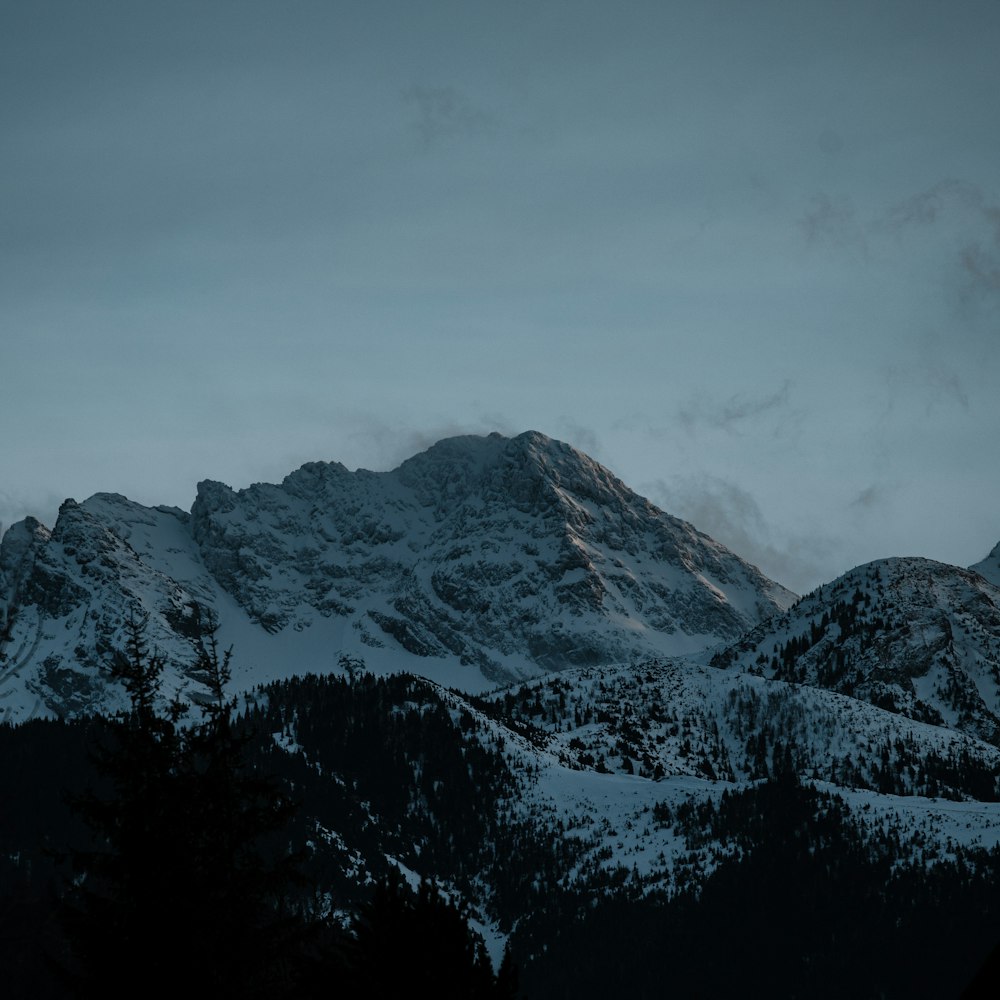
3, 0, 999, 592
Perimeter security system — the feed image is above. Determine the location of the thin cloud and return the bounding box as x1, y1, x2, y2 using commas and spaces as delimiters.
804, 181, 1000, 291
878, 180, 1000, 303
344, 414, 521, 471
799, 193, 867, 254
850, 484, 884, 509
554, 419, 601, 461
678, 381, 792, 436
878, 179, 983, 232
0, 489, 62, 537
804, 180, 1000, 357
882, 359, 970, 413
817, 129, 844, 157
961, 242, 1000, 294
645, 474, 832, 595
402, 85, 496, 145
926, 367, 970, 410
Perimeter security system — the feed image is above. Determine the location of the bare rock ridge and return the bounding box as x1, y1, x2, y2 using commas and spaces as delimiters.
0, 431, 794, 720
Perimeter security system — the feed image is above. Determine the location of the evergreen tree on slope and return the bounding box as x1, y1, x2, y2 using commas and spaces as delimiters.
61, 612, 303, 997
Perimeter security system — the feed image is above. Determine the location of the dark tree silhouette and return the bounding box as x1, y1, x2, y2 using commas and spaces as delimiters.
339, 874, 517, 998
60, 612, 304, 997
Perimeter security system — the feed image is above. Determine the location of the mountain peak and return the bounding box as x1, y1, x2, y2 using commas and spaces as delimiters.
394, 431, 512, 489
971, 541, 1000, 588
0, 430, 795, 720
715, 553, 1000, 744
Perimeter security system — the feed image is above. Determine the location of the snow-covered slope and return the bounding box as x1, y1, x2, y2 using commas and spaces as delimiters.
0, 431, 793, 720
263, 659, 1000, 933
972, 540, 1000, 589
475, 657, 1000, 801
0, 495, 228, 721
431, 656, 1000, 954
712, 557, 1000, 744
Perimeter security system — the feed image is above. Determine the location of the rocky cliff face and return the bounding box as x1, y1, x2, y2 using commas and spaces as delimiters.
0, 431, 794, 720
190, 431, 793, 673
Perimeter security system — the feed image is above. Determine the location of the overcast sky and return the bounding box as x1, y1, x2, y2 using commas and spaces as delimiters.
2, 0, 998, 594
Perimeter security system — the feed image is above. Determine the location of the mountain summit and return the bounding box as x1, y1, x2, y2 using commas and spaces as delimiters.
972, 541, 1000, 589
0, 431, 793, 720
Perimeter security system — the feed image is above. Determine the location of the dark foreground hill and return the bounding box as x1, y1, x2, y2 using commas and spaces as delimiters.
4, 664, 1000, 998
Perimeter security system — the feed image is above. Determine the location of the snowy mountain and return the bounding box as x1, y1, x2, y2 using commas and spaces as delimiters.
9, 659, 1000, 995
264, 659, 1000, 914
0, 431, 793, 721
712, 556, 1000, 745
5, 432, 1000, 993
261, 661, 1000, 993
972, 540, 1000, 589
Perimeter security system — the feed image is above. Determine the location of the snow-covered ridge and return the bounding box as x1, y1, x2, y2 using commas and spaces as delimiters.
713, 556, 1000, 745
428, 658, 1000, 907
0, 431, 793, 720
972, 541, 1000, 589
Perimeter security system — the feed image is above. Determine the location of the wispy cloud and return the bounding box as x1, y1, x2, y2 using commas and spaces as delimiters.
554, 418, 601, 460
850, 484, 885, 509
799, 193, 867, 255
961, 240, 1000, 295
802, 179, 1000, 387
878, 179, 983, 232
880, 181, 1000, 302
810, 179, 1000, 308
402, 85, 496, 145
0, 489, 61, 537
645, 473, 833, 595
882, 356, 970, 414
677, 381, 793, 436
342, 414, 520, 470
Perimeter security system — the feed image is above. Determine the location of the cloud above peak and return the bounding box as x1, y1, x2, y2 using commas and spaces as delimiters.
677, 381, 793, 436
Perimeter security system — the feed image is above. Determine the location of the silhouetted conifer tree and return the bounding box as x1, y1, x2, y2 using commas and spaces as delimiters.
60, 612, 304, 997
340, 874, 518, 998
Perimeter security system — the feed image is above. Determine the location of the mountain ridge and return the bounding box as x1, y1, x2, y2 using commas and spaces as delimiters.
3, 433, 1000, 993
0, 430, 794, 721
713, 554, 1000, 746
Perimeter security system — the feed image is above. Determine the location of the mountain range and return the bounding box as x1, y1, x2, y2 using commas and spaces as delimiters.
3, 430, 1000, 996
0, 430, 794, 721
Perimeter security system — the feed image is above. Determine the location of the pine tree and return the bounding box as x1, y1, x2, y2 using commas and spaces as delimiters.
340, 874, 517, 998
60, 612, 305, 997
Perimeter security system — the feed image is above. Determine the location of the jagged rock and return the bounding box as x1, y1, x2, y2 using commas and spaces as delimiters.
0, 431, 793, 719
183, 431, 794, 680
